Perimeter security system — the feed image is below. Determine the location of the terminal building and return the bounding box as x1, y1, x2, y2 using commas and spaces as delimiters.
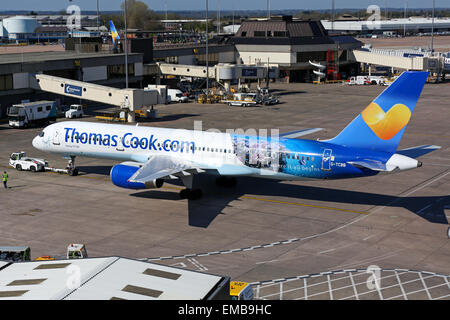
229, 16, 362, 81
321, 17, 450, 36
0, 16, 364, 117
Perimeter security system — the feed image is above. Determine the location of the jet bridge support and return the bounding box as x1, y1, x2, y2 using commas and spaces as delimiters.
30, 74, 164, 123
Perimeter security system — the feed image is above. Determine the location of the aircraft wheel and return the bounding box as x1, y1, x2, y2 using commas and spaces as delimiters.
68, 168, 79, 176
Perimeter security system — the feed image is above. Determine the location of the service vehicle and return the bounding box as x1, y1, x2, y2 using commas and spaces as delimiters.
346, 76, 371, 85
367, 76, 389, 85
65, 104, 84, 119
9, 151, 48, 172
222, 93, 259, 107
168, 89, 188, 103
230, 281, 254, 300
35, 244, 88, 261
8, 100, 57, 128
0, 246, 31, 262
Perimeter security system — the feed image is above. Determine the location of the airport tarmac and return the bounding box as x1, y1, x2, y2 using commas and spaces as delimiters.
0, 81, 449, 299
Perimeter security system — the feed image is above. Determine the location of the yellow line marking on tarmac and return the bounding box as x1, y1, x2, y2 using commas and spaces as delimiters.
240, 196, 369, 215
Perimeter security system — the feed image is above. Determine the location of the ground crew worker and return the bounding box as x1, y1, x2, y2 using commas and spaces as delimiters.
2, 171, 8, 189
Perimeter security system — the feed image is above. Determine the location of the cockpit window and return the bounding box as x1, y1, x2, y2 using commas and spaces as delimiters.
39, 131, 45, 137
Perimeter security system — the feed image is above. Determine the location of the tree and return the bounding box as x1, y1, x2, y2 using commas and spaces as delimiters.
120, 0, 163, 30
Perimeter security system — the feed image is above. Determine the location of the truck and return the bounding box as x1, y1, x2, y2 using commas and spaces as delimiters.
9, 151, 48, 172
346, 76, 371, 86
65, 104, 84, 119
168, 89, 188, 103
367, 76, 389, 85
0, 246, 31, 262
230, 281, 254, 300
222, 92, 259, 107
8, 100, 57, 128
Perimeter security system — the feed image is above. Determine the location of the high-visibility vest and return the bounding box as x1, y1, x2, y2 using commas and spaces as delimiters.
2, 174, 7, 182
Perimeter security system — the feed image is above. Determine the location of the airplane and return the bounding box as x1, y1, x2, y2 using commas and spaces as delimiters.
32, 71, 440, 200
109, 20, 120, 47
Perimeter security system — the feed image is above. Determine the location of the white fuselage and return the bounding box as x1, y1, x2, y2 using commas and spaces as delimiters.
33, 121, 241, 169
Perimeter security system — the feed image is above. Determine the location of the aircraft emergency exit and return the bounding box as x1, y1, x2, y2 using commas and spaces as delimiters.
32, 71, 439, 200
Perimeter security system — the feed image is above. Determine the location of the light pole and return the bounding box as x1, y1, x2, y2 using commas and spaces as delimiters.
206, 0, 209, 94
97, 0, 100, 32
403, 0, 407, 37
431, 0, 435, 52
124, 0, 129, 88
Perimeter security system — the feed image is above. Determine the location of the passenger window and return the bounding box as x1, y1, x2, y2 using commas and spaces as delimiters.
46, 106, 51, 111
307, 157, 309, 161
311, 157, 315, 161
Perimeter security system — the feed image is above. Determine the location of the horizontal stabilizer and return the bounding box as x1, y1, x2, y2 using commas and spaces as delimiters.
280, 128, 323, 139
397, 145, 441, 159
347, 159, 388, 171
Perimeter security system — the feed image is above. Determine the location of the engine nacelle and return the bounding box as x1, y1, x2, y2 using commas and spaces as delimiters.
110, 163, 164, 189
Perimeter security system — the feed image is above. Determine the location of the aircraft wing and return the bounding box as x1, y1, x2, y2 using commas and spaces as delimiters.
128, 155, 206, 184
280, 128, 323, 139
397, 145, 441, 159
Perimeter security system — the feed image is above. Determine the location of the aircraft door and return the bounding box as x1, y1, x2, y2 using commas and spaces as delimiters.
116, 135, 125, 151
321, 149, 332, 171
52, 128, 61, 145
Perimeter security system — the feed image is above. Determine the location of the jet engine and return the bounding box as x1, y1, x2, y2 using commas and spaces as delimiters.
110, 163, 164, 189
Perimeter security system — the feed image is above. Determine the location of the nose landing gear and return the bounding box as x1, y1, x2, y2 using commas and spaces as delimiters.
66, 156, 79, 176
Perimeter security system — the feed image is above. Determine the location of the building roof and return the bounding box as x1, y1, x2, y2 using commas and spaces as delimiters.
0, 257, 228, 300
231, 19, 343, 46
235, 19, 328, 38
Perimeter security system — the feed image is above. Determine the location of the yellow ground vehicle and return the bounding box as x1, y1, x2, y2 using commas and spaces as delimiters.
197, 94, 221, 104
230, 281, 254, 300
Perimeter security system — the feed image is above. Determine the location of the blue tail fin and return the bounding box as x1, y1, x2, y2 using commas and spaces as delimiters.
109, 20, 120, 46
326, 71, 428, 153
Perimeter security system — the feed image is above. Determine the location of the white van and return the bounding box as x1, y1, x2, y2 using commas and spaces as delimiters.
168, 89, 188, 103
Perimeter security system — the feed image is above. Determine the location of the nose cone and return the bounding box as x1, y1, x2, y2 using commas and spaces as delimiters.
32, 136, 40, 150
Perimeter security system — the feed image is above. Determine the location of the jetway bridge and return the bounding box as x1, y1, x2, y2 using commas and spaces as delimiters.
353, 49, 448, 78
155, 62, 279, 91
30, 74, 167, 122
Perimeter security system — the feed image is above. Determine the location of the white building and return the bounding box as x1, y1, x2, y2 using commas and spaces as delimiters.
321, 17, 450, 35
0, 16, 40, 40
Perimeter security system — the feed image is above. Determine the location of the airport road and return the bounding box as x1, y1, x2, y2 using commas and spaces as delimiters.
0, 81, 449, 289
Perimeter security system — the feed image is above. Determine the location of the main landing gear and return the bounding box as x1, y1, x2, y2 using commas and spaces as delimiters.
66, 156, 79, 176
179, 188, 203, 200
